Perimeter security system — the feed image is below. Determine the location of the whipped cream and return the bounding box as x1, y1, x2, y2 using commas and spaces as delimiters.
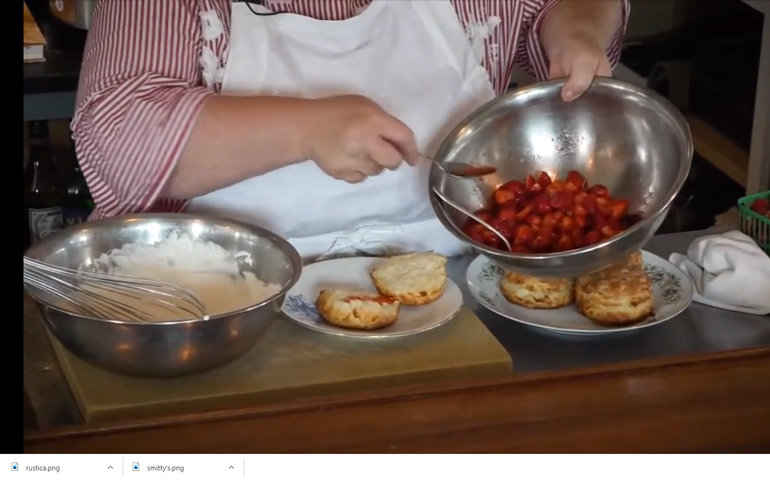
76, 231, 282, 321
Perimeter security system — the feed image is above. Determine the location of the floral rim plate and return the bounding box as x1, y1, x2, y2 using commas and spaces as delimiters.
466, 251, 694, 336
282, 256, 463, 338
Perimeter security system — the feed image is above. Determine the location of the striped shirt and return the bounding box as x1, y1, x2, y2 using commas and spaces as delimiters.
72, 0, 629, 219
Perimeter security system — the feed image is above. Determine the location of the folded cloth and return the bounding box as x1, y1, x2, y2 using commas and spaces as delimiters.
669, 230, 770, 315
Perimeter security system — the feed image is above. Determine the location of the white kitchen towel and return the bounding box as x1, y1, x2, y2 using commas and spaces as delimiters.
668, 230, 770, 315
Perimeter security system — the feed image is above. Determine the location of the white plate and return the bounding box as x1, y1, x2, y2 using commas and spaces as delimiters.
282, 257, 463, 338
466, 251, 694, 336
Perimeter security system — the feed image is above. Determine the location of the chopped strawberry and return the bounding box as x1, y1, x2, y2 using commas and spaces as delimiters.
494, 188, 516, 205
565, 170, 587, 191
555, 235, 573, 252
500, 180, 526, 196
524, 174, 536, 192
513, 224, 535, 245
606, 199, 630, 219
536, 171, 552, 189
586, 184, 609, 197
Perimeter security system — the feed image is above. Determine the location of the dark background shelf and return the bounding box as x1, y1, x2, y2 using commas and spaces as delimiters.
23, 0, 85, 95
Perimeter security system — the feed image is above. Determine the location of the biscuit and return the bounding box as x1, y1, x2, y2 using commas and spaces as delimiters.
315, 289, 400, 330
575, 264, 654, 326
587, 251, 643, 275
370, 252, 448, 306
620, 250, 643, 269
500, 272, 574, 309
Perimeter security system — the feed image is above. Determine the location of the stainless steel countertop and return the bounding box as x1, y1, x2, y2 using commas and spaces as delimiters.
23, 228, 770, 431
452, 228, 770, 373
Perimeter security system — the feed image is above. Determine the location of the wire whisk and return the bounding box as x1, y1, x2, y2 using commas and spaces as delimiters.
23, 257, 208, 322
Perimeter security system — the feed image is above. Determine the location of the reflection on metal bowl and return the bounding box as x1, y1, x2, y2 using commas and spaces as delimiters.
430, 78, 693, 278
24, 213, 302, 378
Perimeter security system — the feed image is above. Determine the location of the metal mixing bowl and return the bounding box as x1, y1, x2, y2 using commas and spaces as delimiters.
24, 213, 302, 378
430, 78, 693, 278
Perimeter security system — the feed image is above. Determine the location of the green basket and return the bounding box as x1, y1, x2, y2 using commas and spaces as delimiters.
737, 190, 770, 254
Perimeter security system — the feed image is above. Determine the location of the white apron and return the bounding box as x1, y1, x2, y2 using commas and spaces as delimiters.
188, 0, 496, 261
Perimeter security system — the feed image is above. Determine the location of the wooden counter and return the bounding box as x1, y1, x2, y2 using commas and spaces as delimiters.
23, 346, 770, 453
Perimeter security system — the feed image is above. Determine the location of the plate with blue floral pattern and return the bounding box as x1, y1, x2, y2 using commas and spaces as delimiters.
466, 250, 693, 336
282, 257, 463, 338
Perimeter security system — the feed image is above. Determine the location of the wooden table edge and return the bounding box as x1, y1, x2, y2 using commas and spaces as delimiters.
24, 345, 770, 452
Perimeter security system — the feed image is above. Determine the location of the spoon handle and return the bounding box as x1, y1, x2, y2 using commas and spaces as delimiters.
430, 187, 511, 251
425, 156, 449, 174
426, 156, 497, 179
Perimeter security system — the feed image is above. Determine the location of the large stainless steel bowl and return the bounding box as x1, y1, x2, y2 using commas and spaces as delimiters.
24, 213, 302, 378
430, 78, 693, 278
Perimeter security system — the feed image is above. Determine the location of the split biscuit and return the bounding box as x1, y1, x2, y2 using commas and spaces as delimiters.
619, 250, 643, 269
315, 288, 400, 330
575, 264, 654, 326
500, 272, 574, 309
588, 250, 643, 275
370, 252, 448, 306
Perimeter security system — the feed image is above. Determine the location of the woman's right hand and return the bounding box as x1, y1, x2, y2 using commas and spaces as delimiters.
300, 95, 423, 183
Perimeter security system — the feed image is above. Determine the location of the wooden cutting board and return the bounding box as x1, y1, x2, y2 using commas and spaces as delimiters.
50, 308, 511, 424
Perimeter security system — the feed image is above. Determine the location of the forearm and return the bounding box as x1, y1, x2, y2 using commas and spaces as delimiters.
540, 0, 623, 53
166, 95, 312, 199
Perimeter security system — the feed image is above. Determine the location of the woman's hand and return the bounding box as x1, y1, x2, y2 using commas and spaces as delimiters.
539, 0, 624, 102
300, 95, 423, 184
547, 32, 612, 102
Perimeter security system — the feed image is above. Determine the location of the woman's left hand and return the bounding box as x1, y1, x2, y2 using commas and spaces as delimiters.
547, 32, 612, 102
539, 0, 624, 102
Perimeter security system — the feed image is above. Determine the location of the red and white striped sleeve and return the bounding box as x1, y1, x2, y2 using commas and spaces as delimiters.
517, 0, 631, 81
71, 0, 215, 219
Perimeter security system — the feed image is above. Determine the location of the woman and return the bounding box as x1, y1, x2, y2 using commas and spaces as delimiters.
73, 0, 628, 260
